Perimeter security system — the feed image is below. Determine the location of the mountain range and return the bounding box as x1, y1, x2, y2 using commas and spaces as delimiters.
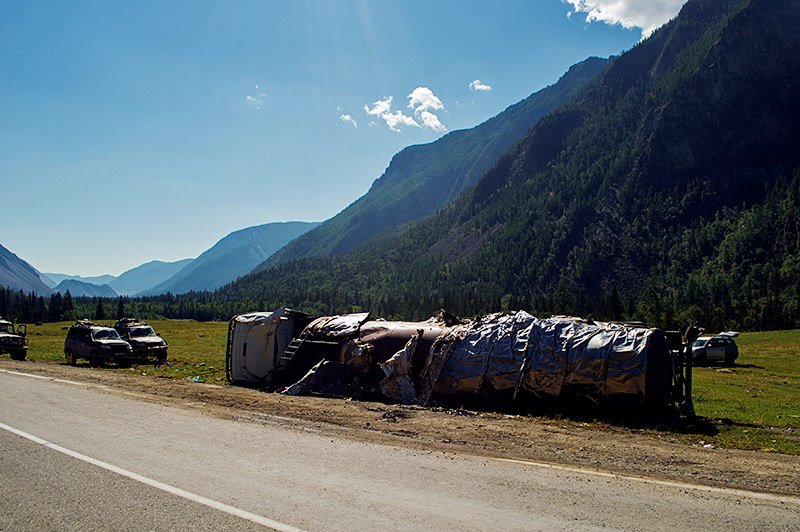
258, 57, 608, 271
42, 273, 117, 287
1, 222, 318, 298
220, 0, 800, 332
51, 279, 119, 298
144, 221, 319, 295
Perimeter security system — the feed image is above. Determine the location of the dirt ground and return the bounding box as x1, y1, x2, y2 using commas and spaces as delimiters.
2, 358, 798, 498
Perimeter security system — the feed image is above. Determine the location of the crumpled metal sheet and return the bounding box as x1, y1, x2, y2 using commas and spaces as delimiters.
232, 309, 285, 325
282, 360, 347, 396
379, 334, 418, 404
431, 314, 660, 403
277, 310, 667, 407
310, 313, 370, 338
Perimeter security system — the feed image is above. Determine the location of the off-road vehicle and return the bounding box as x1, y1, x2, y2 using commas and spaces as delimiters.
692, 332, 740, 366
0, 317, 27, 360
64, 320, 133, 366
114, 318, 168, 364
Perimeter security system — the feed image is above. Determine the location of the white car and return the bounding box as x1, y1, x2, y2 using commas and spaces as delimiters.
691, 332, 739, 366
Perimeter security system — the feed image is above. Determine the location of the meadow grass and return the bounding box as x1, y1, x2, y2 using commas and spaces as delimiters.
23, 320, 229, 383
692, 330, 800, 454
13, 320, 800, 454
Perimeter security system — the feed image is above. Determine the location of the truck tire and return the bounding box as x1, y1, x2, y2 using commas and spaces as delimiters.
10, 349, 26, 361
724, 354, 736, 367
65, 349, 77, 366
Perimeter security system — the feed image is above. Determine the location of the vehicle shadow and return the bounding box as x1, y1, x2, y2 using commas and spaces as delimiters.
730, 363, 765, 369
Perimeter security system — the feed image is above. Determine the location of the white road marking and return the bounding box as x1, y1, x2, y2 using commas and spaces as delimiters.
3, 367, 800, 507
1, 369, 51, 380
0, 369, 87, 387
0, 421, 304, 532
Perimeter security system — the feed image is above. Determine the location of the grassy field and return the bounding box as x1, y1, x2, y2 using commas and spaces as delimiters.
692, 330, 800, 454
22, 320, 229, 383
11, 320, 800, 454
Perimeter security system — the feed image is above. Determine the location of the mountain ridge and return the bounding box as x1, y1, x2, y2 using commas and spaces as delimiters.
0, 244, 52, 295
257, 56, 609, 271
144, 221, 319, 295
52, 279, 118, 298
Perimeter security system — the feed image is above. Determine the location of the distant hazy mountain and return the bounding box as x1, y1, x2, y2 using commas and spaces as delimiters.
109, 259, 193, 295
143, 221, 319, 295
52, 279, 118, 298
257, 56, 608, 271
42, 273, 117, 287
0, 244, 52, 295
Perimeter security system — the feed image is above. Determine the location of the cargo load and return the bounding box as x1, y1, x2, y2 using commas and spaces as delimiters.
226, 309, 695, 415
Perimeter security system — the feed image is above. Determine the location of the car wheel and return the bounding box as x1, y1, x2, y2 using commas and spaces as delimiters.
10, 349, 26, 361
65, 349, 77, 365
724, 354, 736, 367
88, 351, 101, 367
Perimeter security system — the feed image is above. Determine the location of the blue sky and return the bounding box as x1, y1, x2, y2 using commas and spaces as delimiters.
0, 0, 685, 276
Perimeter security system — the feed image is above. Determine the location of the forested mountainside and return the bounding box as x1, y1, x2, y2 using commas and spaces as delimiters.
219, 0, 800, 332
258, 57, 608, 270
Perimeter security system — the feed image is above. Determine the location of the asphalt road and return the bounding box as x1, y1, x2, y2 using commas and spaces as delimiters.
1, 370, 798, 531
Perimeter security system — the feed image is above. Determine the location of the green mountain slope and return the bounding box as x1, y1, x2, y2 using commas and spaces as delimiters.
257, 57, 608, 270
221, 0, 800, 332
145, 221, 319, 295
0, 244, 51, 295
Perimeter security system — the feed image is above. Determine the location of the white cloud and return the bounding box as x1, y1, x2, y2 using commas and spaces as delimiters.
564, 0, 687, 38
364, 87, 447, 133
244, 84, 268, 109
417, 110, 446, 133
407, 87, 444, 114
469, 79, 493, 92
364, 96, 419, 132
339, 113, 358, 128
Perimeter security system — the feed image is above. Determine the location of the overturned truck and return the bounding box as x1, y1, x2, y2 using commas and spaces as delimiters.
226, 310, 695, 416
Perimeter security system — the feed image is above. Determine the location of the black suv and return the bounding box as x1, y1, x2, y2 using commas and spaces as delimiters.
114, 318, 168, 364
0, 317, 27, 360
64, 320, 133, 366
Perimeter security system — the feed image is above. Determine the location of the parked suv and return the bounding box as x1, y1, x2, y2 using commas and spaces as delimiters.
0, 317, 27, 360
114, 318, 168, 364
692, 332, 739, 366
64, 320, 133, 366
